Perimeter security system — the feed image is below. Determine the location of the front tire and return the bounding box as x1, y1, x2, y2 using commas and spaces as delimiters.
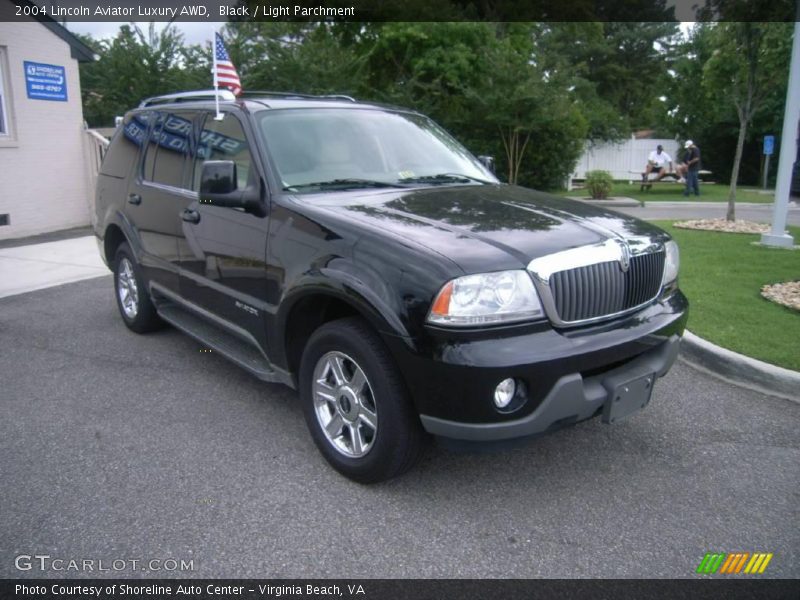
299, 317, 425, 483
113, 243, 162, 333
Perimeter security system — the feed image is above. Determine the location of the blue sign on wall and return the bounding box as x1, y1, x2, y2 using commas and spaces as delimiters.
763, 135, 774, 156
24, 61, 67, 102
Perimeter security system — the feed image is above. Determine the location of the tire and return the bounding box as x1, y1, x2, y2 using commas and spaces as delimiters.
299, 317, 426, 483
113, 242, 163, 333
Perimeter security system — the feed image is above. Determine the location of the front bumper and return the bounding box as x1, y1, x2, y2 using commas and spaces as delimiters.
382, 290, 688, 441
420, 334, 680, 441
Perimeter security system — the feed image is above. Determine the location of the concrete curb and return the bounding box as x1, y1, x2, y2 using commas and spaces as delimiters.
0, 225, 92, 250
679, 330, 800, 403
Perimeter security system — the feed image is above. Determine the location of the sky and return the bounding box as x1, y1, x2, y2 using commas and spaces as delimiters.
65, 21, 216, 45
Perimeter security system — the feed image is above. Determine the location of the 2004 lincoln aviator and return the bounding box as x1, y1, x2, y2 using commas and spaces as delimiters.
93, 90, 688, 482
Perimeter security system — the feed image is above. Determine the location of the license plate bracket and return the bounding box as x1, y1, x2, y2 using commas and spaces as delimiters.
602, 372, 655, 424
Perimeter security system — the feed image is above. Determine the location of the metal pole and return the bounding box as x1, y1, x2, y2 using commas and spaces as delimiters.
212, 29, 223, 121
760, 19, 800, 248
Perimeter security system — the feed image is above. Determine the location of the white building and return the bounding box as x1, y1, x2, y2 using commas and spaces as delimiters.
0, 0, 95, 240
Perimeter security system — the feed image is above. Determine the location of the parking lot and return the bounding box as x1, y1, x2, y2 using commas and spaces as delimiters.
1, 276, 798, 578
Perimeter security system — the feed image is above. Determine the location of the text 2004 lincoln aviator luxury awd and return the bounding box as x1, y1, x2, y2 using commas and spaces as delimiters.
93, 90, 688, 482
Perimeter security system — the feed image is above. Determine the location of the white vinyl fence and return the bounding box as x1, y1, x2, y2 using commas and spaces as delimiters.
572, 137, 680, 183
83, 127, 110, 209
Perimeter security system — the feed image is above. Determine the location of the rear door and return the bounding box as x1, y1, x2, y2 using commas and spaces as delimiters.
177, 109, 270, 346
125, 109, 197, 293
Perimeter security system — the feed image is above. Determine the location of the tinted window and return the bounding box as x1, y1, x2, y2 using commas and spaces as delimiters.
99, 112, 151, 179
142, 111, 195, 188
193, 113, 254, 191
141, 112, 158, 180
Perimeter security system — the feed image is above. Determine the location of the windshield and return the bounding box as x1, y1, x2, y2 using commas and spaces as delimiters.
256, 108, 498, 192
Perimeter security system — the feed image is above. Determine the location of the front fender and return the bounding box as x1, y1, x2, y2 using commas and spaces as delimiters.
277, 257, 411, 340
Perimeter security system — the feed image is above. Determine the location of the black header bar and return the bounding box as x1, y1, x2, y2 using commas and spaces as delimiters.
2, 579, 799, 600
1, 0, 798, 22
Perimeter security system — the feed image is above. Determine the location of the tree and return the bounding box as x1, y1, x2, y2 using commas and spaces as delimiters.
236, 23, 368, 95
702, 22, 792, 220
362, 22, 496, 118
360, 22, 588, 188
465, 30, 587, 186
534, 22, 680, 140
79, 23, 208, 126
661, 22, 793, 193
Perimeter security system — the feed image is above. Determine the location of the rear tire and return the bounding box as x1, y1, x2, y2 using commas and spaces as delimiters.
113, 242, 162, 333
299, 317, 426, 483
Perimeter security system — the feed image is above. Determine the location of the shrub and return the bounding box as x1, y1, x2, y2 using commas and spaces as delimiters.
585, 170, 613, 199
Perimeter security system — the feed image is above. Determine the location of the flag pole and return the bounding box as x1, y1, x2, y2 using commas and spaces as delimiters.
212, 29, 223, 120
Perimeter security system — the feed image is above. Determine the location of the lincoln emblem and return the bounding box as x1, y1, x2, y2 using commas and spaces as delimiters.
618, 241, 631, 272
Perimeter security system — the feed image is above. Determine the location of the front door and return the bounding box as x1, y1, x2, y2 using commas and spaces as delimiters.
177, 110, 270, 349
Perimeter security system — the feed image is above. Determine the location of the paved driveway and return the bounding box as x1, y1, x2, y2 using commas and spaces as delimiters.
614, 201, 800, 226
1, 278, 798, 578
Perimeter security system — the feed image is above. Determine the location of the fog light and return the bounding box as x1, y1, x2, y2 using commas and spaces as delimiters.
494, 378, 516, 408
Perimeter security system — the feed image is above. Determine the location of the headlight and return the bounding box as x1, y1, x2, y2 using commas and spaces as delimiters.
662, 240, 679, 286
427, 270, 544, 326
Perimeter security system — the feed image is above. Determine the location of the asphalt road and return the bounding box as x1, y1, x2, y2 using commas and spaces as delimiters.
614, 201, 800, 226
1, 277, 798, 579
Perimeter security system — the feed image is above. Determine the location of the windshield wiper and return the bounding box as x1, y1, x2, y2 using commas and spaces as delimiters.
284, 178, 409, 192
398, 173, 493, 185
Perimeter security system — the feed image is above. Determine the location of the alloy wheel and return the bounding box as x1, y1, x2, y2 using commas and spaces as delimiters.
312, 351, 378, 458
117, 257, 139, 319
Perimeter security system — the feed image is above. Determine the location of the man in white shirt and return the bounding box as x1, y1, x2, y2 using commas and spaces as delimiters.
643, 144, 673, 181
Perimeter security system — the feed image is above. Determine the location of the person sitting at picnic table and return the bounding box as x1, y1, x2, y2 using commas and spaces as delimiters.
673, 160, 687, 183
643, 144, 673, 181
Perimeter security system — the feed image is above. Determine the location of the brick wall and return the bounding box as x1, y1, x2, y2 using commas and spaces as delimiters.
0, 21, 91, 240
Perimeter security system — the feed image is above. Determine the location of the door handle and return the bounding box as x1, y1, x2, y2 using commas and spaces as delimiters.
181, 209, 201, 224
127, 193, 142, 205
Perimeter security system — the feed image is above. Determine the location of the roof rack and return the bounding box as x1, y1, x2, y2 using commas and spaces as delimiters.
238, 90, 357, 103
139, 89, 236, 108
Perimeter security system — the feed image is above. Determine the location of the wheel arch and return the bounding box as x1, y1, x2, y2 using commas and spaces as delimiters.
279, 283, 409, 383
100, 211, 142, 267
103, 223, 127, 267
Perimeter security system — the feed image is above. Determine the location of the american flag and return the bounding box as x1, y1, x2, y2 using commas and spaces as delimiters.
213, 32, 242, 96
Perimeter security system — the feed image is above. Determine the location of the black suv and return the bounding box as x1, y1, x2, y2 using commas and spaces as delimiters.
94, 90, 688, 482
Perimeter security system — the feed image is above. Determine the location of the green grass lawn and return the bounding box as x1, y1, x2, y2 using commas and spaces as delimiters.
562, 182, 774, 204
655, 221, 800, 371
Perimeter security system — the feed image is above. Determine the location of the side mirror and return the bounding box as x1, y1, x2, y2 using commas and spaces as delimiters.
199, 160, 263, 214
478, 155, 495, 173
200, 160, 237, 195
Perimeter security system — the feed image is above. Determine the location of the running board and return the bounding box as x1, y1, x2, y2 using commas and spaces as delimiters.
156, 301, 291, 386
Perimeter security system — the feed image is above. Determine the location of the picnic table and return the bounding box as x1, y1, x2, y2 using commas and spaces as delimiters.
632, 170, 714, 191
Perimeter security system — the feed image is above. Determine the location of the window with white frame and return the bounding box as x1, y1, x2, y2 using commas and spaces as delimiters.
0, 48, 9, 136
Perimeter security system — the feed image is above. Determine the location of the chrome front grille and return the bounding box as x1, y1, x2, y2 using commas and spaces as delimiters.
548, 250, 665, 323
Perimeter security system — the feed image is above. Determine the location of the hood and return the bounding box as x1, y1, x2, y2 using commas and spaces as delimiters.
312, 184, 668, 274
